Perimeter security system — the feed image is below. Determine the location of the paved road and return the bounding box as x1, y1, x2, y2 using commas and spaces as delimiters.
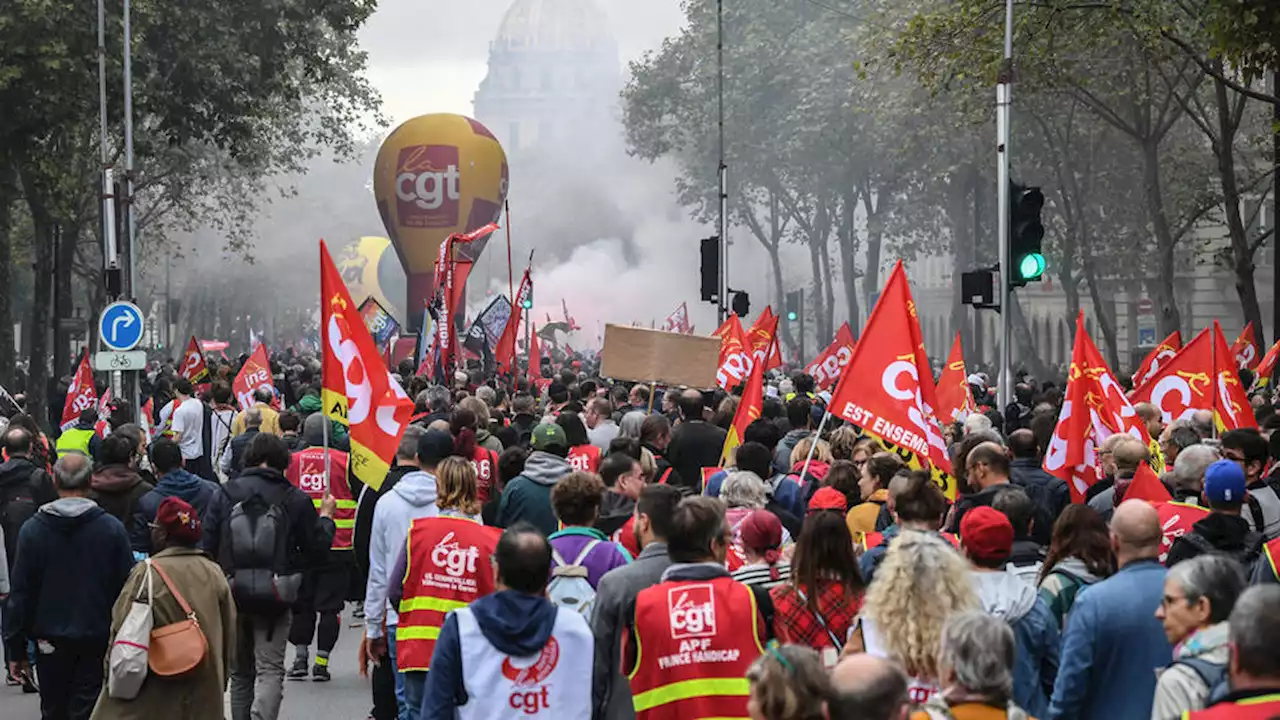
0, 609, 372, 720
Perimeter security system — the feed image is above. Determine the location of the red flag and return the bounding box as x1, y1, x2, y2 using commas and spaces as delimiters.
935, 332, 976, 424
804, 322, 856, 391
664, 303, 692, 334
1044, 313, 1150, 502
1130, 323, 1256, 431
1126, 463, 1173, 504
495, 268, 531, 374
320, 240, 414, 492
61, 351, 98, 431
528, 323, 542, 384
1132, 331, 1182, 389
721, 337, 769, 465
1156, 501, 1210, 563
1255, 339, 1280, 389
1231, 321, 1261, 371
94, 389, 113, 437
828, 262, 956, 498
715, 315, 753, 390
179, 336, 210, 386
746, 308, 782, 371
233, 343, 276, 410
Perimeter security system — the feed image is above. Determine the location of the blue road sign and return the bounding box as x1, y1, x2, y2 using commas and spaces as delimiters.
1138, 326, 1157, 347
99, 301, 145, 351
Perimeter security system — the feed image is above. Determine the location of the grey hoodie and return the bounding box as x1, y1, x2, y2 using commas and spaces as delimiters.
364, 470, 439, 636
973, 570, 1061, 717
521, 451, 573, 485
973, 570, 1038, 623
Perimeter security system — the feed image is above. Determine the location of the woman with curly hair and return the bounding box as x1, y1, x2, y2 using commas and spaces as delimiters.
746, 644, 831, 720
1037, 504, 1115, 629
856, 530, 977, 705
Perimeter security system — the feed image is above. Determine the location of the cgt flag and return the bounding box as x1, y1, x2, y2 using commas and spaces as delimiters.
1044, 313, 1150, 503
1132, 331, 1182, 389
804, 322, 856, 392
663, 302, 692, 334
828, 262, 956, 498
495, 267, 531, 374
233, 343, 276, 410
721, 336, 769, 466
746, 308, 782, 372
179, 336, 210, 387
935, 332, 976, 424
1254, 340, 1280, 390
1130, 322, 1256, 432
1231, 321, 1261, 371
61, 350, 98, 431
714, 315, 753, 390
320, 240, 414, 492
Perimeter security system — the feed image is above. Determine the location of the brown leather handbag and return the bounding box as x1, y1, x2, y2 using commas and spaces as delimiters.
147, 560, 209, 676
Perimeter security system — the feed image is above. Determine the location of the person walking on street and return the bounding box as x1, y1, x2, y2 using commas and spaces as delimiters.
1183, 586, 1280, 719
1220, 429, 1280, 540
770, 508, 863, 668
1008, 428, 1070, 543
666, 390, 724, 490
1036, 505, 1114, 631
1048, 500, 1172, 720
224, 407, 264, 480
130, 438, 219, 555
201, 433, 338, 720
495, 423, 574, 535
1151, 554, 1246, 720
55, 408, 102, 460
420, 524, 595, 719
233, 387, 282, 437
169, 379, 215, 482
744, 644, 832, 720
585, 397, 620, 451
0, 426, 57, 689
89, 434, 153, 536
90, 497, 236, 720
3, 454, 134, 720
1165, 460, 1263, 568
549, 471, 632, 592
910, 611, 1033, 720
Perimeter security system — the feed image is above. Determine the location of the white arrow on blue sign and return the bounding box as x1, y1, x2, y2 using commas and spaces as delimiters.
99, 301, 146, 352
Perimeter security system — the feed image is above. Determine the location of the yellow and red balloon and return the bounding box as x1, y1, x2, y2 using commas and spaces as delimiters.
373, 113, 508, 320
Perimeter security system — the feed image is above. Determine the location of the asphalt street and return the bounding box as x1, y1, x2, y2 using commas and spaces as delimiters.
0, 608, 372, 720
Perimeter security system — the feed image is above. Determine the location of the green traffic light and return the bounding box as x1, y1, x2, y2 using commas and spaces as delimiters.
1018, 252, 1046, 280
521, 299, 533, 309
787, 311, 798, 321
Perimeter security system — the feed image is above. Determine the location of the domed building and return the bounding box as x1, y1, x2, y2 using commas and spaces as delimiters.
473, 0, 621, 157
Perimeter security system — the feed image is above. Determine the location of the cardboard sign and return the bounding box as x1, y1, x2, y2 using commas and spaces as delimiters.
600, 324, 720, 388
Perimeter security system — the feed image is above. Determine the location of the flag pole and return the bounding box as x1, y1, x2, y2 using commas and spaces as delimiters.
1212, 322, 1219, 440
505, 201, 514, 313
320, 241, 331, 494
798, 331, 828, 481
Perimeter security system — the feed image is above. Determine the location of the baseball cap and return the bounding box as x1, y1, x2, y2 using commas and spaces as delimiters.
1204, 459, 1247, 504
808, 486, 849, 514
531, 423, 568, 451
417, 429, 455, 466
960, 506, 1014, 561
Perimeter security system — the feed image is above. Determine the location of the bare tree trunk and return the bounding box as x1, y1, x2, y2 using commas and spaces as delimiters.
1141, 139, 1183, 337
862, 187, 885, 315
838, 186, 861, 335
0, 163, 16, 390
819, 232, 835, 342
1082, 255, 1122, 371
24, 185, 54, 433
1211, 76, 1265, 344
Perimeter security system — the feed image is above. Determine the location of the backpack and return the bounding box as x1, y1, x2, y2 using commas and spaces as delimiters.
218, 485, 302, 614
1180, 530, 1264, 570
0, 467, 46, 565
547, 540, 600, 620
1174, 656, 1230, 708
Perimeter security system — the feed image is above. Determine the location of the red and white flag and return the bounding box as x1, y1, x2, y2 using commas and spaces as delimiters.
1130, 322, 1256, 432
1231, 321, 1261, 371
528, 323, 543, 385
320, 240, 414, 492
1132, 331, 1182, 389
1045, 313, 1153, 502
714, 315, 754, 390
746, 308, 782, 372
828, 262, 955, 498
179, 336, 210, 386
804, 322, 856, 391
495, 268, 531, 375
935, 332, 976, 424
61, 351, 98, 431
233, 343, 276, 410
1254, 339, 1280, 390
663, 303, 693, 334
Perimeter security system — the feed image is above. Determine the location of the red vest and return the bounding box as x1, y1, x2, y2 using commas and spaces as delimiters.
1187, 693, 1280, 719
567, 444, 601, 473
628, 576, 763, 719
285, 447, 353, 550
396, 515, 500, 672
469, 447, 499, 503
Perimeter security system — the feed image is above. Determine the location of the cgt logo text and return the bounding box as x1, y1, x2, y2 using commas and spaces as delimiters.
509, 687, 550, 715
669, 584, 717, 639
431, 532, 479, 577
395, 145, 461, 228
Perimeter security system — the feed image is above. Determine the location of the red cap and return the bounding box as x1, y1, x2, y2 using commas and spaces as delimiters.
959, 506, 1014, 561
808, 486, 849, 514
155, 497, 202, 546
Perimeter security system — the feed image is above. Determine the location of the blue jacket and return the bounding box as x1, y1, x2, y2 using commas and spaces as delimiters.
2, 497, 134, 659
422, 590, 568, 717
130, 468, 221, 554
972, 571, 1060, 718
1048, 558, 1172, 720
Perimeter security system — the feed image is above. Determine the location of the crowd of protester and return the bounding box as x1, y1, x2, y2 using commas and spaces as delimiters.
1, 352, 1280, 720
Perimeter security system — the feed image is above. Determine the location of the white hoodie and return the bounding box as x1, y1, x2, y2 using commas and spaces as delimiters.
364, 470, 439, 638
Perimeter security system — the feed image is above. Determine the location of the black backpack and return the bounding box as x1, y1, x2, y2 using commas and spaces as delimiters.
0, 468, 47, 567
218, 484, 302, 614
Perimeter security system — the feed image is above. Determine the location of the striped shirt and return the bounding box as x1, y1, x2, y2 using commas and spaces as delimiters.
732, 561, 792, 591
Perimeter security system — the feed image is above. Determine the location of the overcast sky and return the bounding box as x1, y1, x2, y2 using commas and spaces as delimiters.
357, 0, 687, 125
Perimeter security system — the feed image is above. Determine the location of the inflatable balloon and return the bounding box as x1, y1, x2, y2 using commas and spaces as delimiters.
373, 114, 509, 322
337, 236, 406, 322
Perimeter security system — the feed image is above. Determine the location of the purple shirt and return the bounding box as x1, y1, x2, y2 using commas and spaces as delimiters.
548, 526, 633, 588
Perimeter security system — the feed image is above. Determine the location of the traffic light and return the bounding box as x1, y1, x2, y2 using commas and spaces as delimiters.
785, 290, 802, 322
700, 236, 720, 303
521, 291, 533, 310
1009, 182, 1045, 287
731, 290, 750, 318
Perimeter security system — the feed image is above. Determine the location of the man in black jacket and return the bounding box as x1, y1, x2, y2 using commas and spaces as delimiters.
1007, 429, 1069, 545
666, 389, 724, 492
202, 433, 336, 720
1166, 459, 1263, 568
3, 453, 133, 718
